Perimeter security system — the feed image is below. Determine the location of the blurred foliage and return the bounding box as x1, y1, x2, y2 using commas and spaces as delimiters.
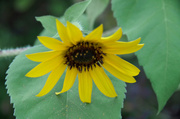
14, 0, 35, 12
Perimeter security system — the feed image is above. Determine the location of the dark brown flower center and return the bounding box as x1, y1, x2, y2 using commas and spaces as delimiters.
64, 41, 105, 72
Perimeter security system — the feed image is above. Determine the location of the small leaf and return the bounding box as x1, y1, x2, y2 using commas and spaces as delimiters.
6, 45, 126, 119
35, 15, 58, 34
64, 0, 91, 22
112, 0, 180, 113
34, 16, 66, 45
87, 0, 109, 29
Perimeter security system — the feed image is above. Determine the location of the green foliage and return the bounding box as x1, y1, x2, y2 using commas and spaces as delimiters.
14, 0, 35, 12
64, 0, 91, 22
48, 0, 72, 16
6, 45, 126, 119
35, 0, 109, 37
87, 0, 109, 29
112, 0, 180, 113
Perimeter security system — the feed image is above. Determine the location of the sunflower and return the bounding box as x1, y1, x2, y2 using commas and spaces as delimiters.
25, 19, 144, 103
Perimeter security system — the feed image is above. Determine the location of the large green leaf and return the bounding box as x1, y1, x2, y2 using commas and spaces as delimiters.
6, 45, 126, 119
64, 0, 91, 22
86, 0, 109, 29
112, 0, 180, 113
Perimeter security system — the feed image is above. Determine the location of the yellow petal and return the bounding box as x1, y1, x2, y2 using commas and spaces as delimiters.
56, 19, 72, 45
104, 54, 140, 76
103, 37, 141, 48
38, 36, 67, 50
26, 55, 63, 77
67, 21, 83, 44
78, 70, 92, 103
55, 67, 77, 95
90, 66, 117, 97
103, 62, 136, 83
103, 37, 144, 54
84, 24, 103, 42
104, 44, 144, 54
26, 51, 61, 62
101, 28, 122, 42
36, 63, 66, 97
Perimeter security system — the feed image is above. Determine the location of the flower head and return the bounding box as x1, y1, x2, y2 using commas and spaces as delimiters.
26, 19, 144, 103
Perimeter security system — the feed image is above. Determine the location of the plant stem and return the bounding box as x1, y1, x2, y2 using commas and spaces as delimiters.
0, 46, 31, 58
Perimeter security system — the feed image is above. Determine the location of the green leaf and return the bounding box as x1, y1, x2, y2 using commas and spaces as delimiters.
112, 0, 180, 113
87, 0, 109, 29
34, 16, 67, 45
35, 15, 58, 34
6, 45, 126, 119
64, 0, 91, 22
76, 15, 91, 34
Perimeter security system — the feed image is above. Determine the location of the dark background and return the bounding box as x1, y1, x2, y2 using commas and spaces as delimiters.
0, 0, 179, 119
